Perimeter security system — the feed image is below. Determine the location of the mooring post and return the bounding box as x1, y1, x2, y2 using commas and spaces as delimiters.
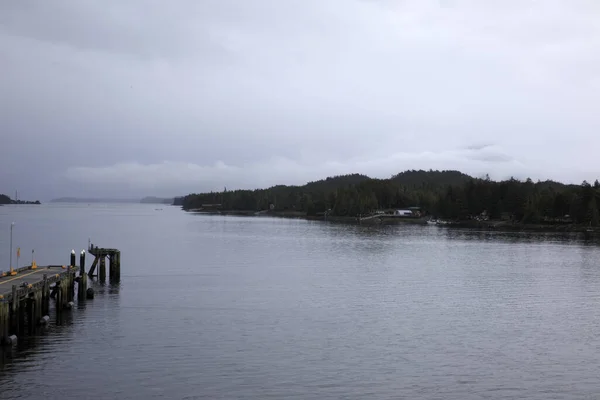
80, 250, 86, 276
99, 256, 106, 282
78, 273, 88, 301
70, 249, 76, 269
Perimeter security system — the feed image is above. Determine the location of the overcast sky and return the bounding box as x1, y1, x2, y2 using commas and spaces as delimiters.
1, 0, 600, 200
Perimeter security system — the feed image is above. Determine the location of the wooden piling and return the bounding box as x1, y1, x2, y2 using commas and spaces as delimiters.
27, 295, 34, 334
69, 271, 75, 303
55, 280, 63, 314
33, 291, 41, 325
114, 250, 121, 282
99, 256, 106, 282
109, 250, 121, 282
64, 276, 72, 306
0, 301, 9, 344
109, 255, 114, 281
18, 299, 25, 336
42, 274, 49, 316
78, 251, 87, 301
63, 277, 69, 304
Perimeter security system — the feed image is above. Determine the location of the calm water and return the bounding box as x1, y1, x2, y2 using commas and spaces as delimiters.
1, 204, 600, 399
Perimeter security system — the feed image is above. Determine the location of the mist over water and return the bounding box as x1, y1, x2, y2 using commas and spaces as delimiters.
1, 204, 600, 399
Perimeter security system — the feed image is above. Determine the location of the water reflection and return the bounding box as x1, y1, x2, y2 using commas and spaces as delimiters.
0, 302, 74, 371
442, 228, 581, 243
0, 278, 118, 375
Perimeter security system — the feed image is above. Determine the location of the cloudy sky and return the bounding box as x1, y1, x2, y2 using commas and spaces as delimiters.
1, 0, 599, 200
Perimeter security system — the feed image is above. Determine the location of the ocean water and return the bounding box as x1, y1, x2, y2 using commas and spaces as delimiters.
1, 203, 600, 399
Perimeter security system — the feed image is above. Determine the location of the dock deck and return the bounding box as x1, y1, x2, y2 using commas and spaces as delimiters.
0, 265, 75, 301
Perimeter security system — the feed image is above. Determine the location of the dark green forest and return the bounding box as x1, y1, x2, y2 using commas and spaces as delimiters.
179, 169, 600, 225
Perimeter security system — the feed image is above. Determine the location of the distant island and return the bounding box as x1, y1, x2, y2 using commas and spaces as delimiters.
50, 197, 140, 204
140, 196, 174, 205
0, 194, 41, 205
179, 169, 600, 233
50, 196, 177, 205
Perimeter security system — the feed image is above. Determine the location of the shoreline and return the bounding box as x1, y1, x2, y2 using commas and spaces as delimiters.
0, 201, 41, 205
184, 209, 600, 235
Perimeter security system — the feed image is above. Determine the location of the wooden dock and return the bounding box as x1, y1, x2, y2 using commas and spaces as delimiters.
0, 244, 121, 346
87, 243, 121, 282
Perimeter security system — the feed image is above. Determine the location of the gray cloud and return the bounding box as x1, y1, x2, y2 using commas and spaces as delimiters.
1, 0, 600, 200
463, 145, 514, 163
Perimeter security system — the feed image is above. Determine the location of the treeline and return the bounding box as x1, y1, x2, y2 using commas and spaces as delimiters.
180, 169, 600, 225
0, 194, 41, 205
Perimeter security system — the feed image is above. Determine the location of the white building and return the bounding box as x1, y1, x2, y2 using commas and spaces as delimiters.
394, 209, 413, 216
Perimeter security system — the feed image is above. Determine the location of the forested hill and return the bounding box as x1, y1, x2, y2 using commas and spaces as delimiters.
391, 170, 472, 188
0, 194, 41, 205
180, 169, 600, 225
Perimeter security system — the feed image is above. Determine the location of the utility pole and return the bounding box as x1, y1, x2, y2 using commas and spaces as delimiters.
9, 222, 14, 273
